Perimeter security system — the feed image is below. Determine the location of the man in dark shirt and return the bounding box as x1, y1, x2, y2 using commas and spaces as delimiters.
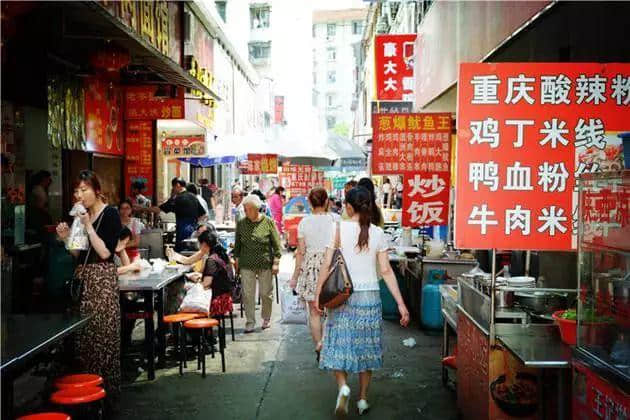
152, 178, 206, 251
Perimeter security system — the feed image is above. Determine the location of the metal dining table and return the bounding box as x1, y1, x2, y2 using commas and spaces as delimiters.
1, 313, 91, 418
118, 265, 191, 380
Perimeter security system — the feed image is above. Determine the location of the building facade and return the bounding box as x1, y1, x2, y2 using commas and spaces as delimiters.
312, 8, 367, 135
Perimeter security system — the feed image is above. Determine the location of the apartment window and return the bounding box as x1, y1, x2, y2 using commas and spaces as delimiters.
352, 21, 363, 35
215, 1, 227, 22
249, 42, 271, 59
327, 47, 336, 62
327, 23, 336, 37
327, 71, 336, 84
250, 6, 270, 29
327, 116, 336, 129
327, 94, 335, 108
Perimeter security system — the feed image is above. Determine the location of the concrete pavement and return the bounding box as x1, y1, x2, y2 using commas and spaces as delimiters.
115, 254, 457, 419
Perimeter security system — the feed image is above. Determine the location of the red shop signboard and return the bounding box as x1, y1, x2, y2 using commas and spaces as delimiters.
240, 154, 278, 175
375, 34, 416, 101
84, 77, 124, 155
124, 120, 154, 199
456, 63, 630, 251
280, 165, 319, 196
400, 117, 452, 227
125, 85, 185, 120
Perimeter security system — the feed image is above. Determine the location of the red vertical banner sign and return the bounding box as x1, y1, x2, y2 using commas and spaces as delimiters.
125, 120, 154, 199
456, 63, 630, 251
274, 96, 285, 124
375, 34, 417, 101
85, 77, 124, 155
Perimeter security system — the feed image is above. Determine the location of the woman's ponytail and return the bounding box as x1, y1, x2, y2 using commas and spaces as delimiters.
346, 187, 373, 252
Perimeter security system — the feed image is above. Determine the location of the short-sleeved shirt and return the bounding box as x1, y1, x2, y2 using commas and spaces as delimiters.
203, 255, 232, 297
160, 191, 206, 221
329, 220, 389, 292
80, 206, 123, 264
233, 215, 282, 270
298, 213, 339, 253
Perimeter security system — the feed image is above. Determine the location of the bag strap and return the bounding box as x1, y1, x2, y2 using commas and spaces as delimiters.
334, 221, 341, 250
79, 207, 106, 272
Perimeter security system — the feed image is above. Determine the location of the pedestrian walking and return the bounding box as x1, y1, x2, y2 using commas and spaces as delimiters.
233, 194, 282, 333
289, 188, 339, 361
381, 177, 391, 209
268, 186, 285, 235
341, 180, 358, 220
55, 170, 123, 409
358, 178, 385, 227
315, 186, 410, 417
231, 186, 246, 222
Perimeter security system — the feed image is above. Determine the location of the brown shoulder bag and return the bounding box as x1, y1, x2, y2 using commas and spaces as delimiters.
319, 221, 353, 309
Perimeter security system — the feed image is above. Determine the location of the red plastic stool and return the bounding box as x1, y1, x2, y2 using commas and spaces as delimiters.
17, 413, 71, 420
163, 313, 205, 375
50, 386, 105, 420
442, 355, 457, 369
183, 318, 225, 376
54, 374, 103, 390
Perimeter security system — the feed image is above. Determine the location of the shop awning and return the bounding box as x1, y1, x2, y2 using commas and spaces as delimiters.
74, 2, 221, 101
179, 156, 238, 167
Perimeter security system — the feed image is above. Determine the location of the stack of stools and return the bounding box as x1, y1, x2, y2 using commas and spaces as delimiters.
49, 374, 105, 419
183, 318, 226, 376
162, 312, 205, 375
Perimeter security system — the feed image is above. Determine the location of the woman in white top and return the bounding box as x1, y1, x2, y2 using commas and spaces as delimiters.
290, 188, 339, 360
315, 186, 410, 417
381, 177, 391, 209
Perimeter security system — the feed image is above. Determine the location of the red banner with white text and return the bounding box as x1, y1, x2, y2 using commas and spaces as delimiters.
456, 63, 630, 250
375, 34, 417, 101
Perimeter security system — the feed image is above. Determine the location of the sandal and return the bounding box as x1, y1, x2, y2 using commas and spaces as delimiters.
315, 349, 320, 363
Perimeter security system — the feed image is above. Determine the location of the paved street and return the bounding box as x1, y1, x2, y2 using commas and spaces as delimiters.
115, 254, 457, 419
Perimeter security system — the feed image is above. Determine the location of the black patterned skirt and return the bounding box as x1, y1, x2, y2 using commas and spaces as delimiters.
74, 261, 121, 400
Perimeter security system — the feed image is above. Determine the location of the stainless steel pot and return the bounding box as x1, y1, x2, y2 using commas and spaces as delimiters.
514, 291, 568, 313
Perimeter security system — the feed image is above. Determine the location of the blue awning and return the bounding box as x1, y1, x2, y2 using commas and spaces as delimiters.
179, 156, 239, 167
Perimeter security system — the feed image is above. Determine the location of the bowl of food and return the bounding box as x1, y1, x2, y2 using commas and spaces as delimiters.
553, 309, 613, 346
490, 372, 538, 417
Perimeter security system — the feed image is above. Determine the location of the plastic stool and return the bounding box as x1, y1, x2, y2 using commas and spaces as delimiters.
54, 374, 103, 390
50, 386, 105, 420
163, 313, 205, 375
183, 318, 225, 376
17, 413, 71, 420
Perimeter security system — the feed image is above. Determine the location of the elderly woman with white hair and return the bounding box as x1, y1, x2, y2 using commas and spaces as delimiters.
233, 193, 283, 333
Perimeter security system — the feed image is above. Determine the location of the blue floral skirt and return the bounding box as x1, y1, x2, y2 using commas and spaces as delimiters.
319, 290, 383, 373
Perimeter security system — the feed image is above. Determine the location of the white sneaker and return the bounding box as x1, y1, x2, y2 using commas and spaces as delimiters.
357, 399, 370, 415
335, 385, 351, 417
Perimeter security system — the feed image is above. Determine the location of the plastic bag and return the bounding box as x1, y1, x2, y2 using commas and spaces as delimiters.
151, 259, 167, 274
179, 283, 212, 315
280, 288, 307, 325
66, 203, 89, 251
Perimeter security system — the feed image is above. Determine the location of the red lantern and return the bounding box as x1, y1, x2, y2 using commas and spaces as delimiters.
90, 46, 130, 74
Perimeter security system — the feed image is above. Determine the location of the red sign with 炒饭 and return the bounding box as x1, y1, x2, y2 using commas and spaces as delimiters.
456, 63, 630, 251
372, 113, 452, 175
161, 135, 205, 157
375, 34, 417, 101
84, 77, 124, 155
402, 171, 451, 228
124, 120, 154, 199
125, 86, 185, 120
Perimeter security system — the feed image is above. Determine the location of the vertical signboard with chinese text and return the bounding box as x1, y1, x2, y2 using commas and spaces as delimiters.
375, 34, 417, 101
85, 77, 124, 155
372, 113, 452, 227
125, 120, 154, 199
456, 63, 630, 250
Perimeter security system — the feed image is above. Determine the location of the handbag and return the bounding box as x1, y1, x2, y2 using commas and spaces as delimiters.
319, 221, 353, 309
67, 210, 105, 304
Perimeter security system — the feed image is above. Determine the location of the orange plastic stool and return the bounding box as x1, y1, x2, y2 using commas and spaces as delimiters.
442, 355, 457, 369
163, 313, 205, 375
50, 387, 105, 405
17, 413, 71, 420
183, 318, 225, 376
54, 374, 103, 390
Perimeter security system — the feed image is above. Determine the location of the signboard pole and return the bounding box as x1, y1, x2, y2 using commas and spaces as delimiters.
490, 248, 497, 347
